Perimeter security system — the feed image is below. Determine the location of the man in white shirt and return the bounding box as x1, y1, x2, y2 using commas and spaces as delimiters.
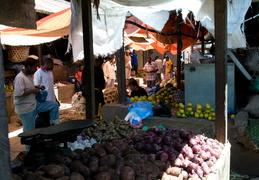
155, 56, 163, 82
34, 57, 59, 127
14, 57, 60, 150
34, 57, 57, 102
103, 54, 116, 88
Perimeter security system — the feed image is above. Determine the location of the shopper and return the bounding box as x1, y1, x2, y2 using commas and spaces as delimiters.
13, 57, 60, 150
75, 64, 84, 92
131, 49, 138, 76
34, 57, 58, 103
155, 56, 163, 82
125, 49, 132, 80
94, 56, 106, 115
164, 56, 174, 81
103, 54, 116, 88
143, 57, 158, 88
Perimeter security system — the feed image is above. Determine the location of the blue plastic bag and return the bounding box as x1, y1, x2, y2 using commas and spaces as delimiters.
36, 89, 48, 102
128, 101, 153, 119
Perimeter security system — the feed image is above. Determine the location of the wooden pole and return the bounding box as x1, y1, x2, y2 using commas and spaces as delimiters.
201, 27, 205, 55
0, 43, 12, 179
81, 0, 95, 119
117, 29, 126, 103
176, 10, 182, 89
215, 0, 228, 143
37, 44, 42, 66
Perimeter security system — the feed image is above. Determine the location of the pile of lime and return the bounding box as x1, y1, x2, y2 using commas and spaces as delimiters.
176, 103, 217, 121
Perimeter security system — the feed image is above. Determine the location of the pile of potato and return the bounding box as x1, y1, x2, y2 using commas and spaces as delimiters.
18, 140, 167, 180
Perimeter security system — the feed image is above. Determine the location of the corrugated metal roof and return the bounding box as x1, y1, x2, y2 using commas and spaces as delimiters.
35, 0, 70, 14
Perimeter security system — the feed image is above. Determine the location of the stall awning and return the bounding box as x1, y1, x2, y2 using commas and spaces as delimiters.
69, 0, 251, 61
0, 8, 71, 46
0, 0, 252, 61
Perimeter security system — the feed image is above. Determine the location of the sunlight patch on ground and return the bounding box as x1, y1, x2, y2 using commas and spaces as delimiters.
8, 128, 23, 138
60, 103, 73, 110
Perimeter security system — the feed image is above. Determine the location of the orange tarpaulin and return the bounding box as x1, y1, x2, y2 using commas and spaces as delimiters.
125, 12, 207, 55
0, 8, 71, 37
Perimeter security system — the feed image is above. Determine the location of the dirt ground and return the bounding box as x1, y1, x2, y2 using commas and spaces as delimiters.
8, 104, 259, 179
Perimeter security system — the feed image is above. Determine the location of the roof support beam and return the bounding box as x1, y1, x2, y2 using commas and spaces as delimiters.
214, 0, 228, 143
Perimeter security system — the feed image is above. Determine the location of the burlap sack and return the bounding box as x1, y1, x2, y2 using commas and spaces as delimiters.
244, 95, 259, 118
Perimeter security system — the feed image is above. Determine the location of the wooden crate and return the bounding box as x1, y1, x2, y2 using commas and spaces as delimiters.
103, 87, 118, 104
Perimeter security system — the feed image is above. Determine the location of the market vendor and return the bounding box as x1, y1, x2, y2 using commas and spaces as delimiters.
128, 78, 148, 97
13, 57, 60, 150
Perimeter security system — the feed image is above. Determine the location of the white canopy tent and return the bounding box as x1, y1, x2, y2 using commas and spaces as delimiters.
69, 0, 251, 62
0, 0, 251, 62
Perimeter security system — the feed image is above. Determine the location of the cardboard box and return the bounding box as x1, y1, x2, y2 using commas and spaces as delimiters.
54, 84, 75, 103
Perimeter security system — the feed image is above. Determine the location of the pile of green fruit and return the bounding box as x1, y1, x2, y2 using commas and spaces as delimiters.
129, 87, 176, 105
176, 103, 216, 121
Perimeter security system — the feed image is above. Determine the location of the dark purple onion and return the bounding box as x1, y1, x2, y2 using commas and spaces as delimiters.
134, 143, 143, 151
154, 136, 163, 144
156, 151, 169, 162
168, 152, 177, 161
148, 153, 157, 160
145, 136, 154, 143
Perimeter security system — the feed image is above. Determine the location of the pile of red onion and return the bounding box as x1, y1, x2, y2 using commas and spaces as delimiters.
128, 127, 225, 179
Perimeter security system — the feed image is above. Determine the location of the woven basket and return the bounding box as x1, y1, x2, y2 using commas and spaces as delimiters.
8, 46, 30, 62
75, 105, 86, 120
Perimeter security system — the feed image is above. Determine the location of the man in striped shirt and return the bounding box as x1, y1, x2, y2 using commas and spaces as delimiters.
143, 57, 158, 88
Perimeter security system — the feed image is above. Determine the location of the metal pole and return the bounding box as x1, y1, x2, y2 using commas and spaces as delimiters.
0, 42, 12, 179
81, 0, 95, 119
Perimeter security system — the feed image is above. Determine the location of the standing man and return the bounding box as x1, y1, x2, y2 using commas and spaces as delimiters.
125, 49, 132, 80
34, 57, 59, 127
155, 56, 163, 82
103, 54, 116, 88
130, 49, 138, 76
34, 57, 58, 103
13, 57, 60, 149
143, 57, 158, 88
165, 56, 174, 81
